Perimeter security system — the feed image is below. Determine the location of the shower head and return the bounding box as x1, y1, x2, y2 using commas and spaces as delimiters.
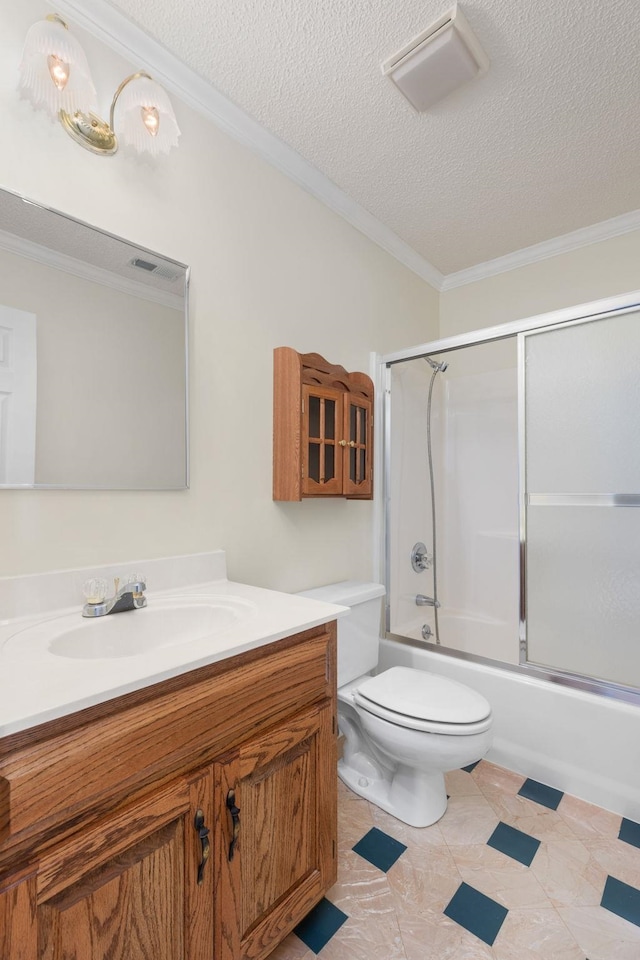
424, 355, 449, 373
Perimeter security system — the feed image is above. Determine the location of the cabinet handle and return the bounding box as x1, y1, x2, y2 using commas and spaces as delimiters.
194, 809, 210, 885
338, 439, 347, 446
226, 789, 241, 861
348, 441, 356, 447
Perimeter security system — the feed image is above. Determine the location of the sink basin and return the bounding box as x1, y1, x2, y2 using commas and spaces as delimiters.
1, 595, 256, 661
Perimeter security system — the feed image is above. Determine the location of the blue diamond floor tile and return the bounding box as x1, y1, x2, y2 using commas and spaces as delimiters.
619, 818, 640, 850
462, 760, 480, 773
487, 821, 541, 867
352, 826, 407, 872
517, 777, 564, 810
444, 881, 508, 946
601, 876, 640, 929
294, 898, 348, 954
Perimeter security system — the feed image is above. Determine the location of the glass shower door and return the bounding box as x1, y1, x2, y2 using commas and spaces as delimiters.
522, 310, 640, 690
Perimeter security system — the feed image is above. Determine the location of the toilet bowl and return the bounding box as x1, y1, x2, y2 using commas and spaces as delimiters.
297, 581, 493, 827
340, 667, 492, 826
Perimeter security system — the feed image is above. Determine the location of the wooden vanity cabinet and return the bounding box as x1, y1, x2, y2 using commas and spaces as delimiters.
274, 347, 374, 500
0, 623, 337, 960
1, 768, 214, 960
215, 701, 335, 960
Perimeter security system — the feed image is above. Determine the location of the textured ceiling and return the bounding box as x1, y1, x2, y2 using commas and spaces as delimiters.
104, 0, 640, 274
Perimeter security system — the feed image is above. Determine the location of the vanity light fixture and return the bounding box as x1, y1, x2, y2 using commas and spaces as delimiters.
19, 14, 180, 156
381, 4, 489, 111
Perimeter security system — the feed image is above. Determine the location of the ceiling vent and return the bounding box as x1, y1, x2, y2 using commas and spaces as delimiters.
381, 4, 489, 112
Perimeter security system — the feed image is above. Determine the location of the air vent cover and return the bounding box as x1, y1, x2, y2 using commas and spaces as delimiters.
381, 4, 489, 112
130, 257, 183, 282
131, 256, 157, 272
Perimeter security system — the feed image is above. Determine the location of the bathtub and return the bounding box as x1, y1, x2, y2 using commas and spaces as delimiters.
379, 636, 640, 822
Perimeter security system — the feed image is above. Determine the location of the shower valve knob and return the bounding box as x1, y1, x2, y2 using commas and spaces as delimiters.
411, 542, 432, 572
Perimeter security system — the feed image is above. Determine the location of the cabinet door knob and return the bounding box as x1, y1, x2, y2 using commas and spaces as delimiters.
226, 789, 241, 861
338, 439, 347, 447
194, 809, 210, 885
348, 441, 356, 447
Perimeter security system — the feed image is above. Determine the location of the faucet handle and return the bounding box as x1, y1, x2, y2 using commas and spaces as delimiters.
125, 572, 147, 598
83, 578, 108, 604
125, 571, 146, 587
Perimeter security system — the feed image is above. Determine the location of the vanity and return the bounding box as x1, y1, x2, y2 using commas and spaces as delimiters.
0, 552, 344, 960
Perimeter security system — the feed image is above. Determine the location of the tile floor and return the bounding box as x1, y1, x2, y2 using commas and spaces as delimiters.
270, 760, 640, 960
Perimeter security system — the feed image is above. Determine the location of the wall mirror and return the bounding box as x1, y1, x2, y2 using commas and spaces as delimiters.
0, 187, 188, 489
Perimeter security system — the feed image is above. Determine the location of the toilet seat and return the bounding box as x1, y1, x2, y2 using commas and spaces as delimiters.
354, 666, 492, 736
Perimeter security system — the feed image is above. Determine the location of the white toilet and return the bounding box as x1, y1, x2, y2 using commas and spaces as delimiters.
298, 581, 493, 827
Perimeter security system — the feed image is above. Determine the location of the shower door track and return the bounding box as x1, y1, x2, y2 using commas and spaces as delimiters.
380, 288, 640, 707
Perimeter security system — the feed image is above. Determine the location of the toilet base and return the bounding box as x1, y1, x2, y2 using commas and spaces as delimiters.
338, 757, 448, 828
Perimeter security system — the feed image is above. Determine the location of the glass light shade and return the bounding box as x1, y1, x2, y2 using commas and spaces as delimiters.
19, 18, 97, 118
116, 76, 180, 156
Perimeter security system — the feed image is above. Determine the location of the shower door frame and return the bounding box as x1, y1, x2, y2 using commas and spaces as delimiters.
380, 289, 640, 706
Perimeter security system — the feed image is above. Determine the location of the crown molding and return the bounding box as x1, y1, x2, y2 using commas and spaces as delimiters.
53, 0, 444, 292
441, 209, 640, 292
0, 228, 184, 310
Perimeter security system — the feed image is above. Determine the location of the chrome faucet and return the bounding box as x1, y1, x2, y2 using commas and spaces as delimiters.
416, 594, 440, 608
82, 575, 147, 618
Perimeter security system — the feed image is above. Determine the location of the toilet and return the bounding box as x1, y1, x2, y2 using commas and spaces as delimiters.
298, 581, 492, 827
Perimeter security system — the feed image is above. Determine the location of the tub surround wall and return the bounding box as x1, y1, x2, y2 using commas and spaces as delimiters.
387, 360, 436, 637
0, 1, 438, 586
439, 359, 519, 660
388, 341, 519, 665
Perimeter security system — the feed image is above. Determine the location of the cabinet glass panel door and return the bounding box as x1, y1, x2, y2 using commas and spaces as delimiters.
302, 385, 343, 495
343, 395, 372, 498
522, 310, 640, 689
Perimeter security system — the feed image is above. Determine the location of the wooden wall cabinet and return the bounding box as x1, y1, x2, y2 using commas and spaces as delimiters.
0, 624, 337, 960
273, 347, 374, 500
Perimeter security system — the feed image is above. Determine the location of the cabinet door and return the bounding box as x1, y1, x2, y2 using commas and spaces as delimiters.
302, 385, 343, 496
214, 701, 337, 960
342, 393, 373, 498
1, 770, 215, 960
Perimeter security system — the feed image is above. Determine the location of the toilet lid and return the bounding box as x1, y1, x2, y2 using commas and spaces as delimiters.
356, 667, 491, 724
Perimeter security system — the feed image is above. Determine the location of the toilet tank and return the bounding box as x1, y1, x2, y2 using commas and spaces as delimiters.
296, 581, 386, 685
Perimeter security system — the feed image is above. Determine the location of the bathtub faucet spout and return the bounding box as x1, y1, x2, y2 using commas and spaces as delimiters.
416, 594, 440, 608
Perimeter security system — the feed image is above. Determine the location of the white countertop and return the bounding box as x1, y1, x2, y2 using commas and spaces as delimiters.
0, 577, 347, 738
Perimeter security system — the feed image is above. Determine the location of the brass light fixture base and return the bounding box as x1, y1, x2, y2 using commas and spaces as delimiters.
59, 109, 118, 155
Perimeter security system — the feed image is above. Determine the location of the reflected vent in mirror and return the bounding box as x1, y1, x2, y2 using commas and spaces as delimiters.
130, 257, 183, 282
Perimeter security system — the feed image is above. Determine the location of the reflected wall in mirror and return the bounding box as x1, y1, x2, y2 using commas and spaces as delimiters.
0, 188, 188, 489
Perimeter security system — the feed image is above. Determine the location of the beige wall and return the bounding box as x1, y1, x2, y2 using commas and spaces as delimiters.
440, 230, 640, 337
0, 2, 438, 586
